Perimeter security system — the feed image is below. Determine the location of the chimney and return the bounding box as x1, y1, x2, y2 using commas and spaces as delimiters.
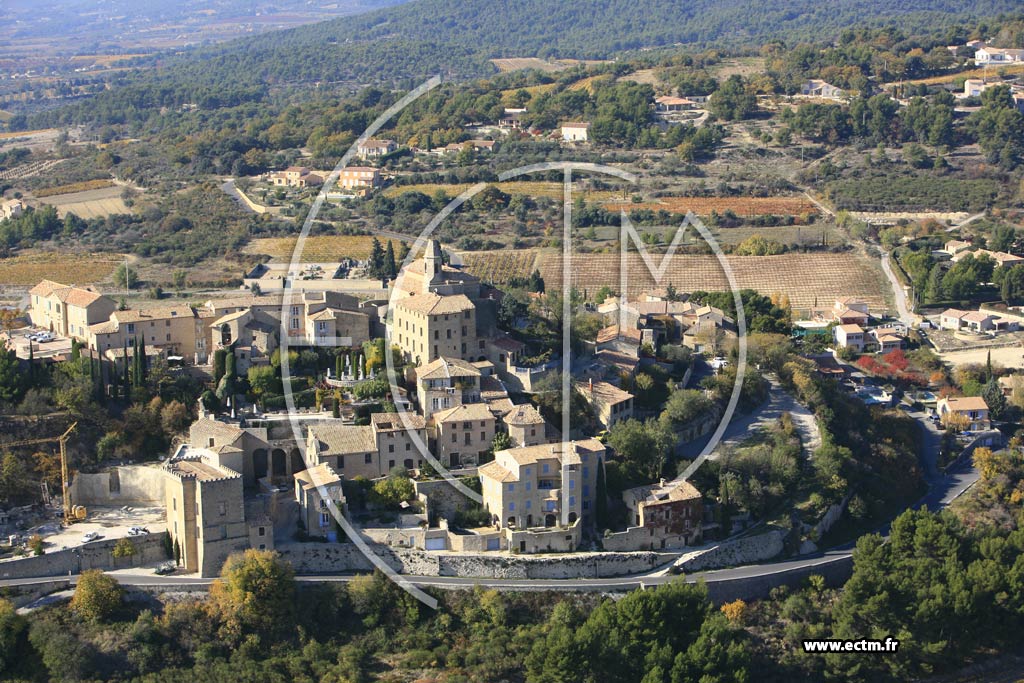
659, 478, 666, 488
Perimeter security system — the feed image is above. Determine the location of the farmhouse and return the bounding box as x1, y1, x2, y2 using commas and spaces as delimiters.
269, 166, 323, 188
88, 305, 204, 362
1, 198, 24, 220
356, 139, 397, 158
560, 121, 590, 142
499, 108, 526, 130
28, 279, 117, 340
337, 167, 382, 194
655, 96, 696, 112
615, 478, 704, 549
942, 239, 972, 257
800, 79, 844, 98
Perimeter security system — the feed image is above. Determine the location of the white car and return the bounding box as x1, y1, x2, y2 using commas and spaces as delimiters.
127, 527, 149, 536
35, 333, 54, 343
81, 531, 100, 543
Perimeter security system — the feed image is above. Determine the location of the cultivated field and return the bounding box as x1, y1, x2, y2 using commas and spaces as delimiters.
604, 196, 819, 217
491, 58, 609, 73
34, 179, 115, 198
458, 250, 539, 284
0, 252, 121, 286
37, 185, 129, 219
244, 235, 380, 262
385, 181, 626, 201
535, 251, 890, 314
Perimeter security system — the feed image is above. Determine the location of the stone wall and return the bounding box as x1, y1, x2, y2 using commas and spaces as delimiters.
0, 534, 168, 580
414, 478, 476, 521
70, 465, 166, 506
602, 525, 691, 552
277, 541, 676, 579
677, 530, 785, 573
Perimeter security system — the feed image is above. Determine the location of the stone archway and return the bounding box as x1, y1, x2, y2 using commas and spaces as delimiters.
544, 514, 556, 527
289, 447, 304, 475
271, 448, 287, 477
568, 512, 578, 525
253, 449, 268, 480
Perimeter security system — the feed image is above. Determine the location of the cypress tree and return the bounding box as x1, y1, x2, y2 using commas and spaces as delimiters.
595, 458, 609, 532
138, 337, 147, 385
385, 240, 397, 279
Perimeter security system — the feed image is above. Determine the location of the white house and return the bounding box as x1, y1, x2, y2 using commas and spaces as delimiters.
801, 80, 844, 98
937, 396, 990, 431
834, 324, 865, 351
1, 198, 24, 220
975, 47, 1024, 64
560, 122, 590, 142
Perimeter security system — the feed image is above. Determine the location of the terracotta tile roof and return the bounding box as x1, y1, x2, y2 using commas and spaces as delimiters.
943, 396, 989, 412
580, 380, 634, 405
479, 460, 517, 483
433, 402, 496, 424
370, 412, 426, 432
417, 356, 480, 380
294, 462, 342, 490
503, 403, 545, 426
309, 424, 376, 455
113, 306, 194, 323
393, 292, 474, 315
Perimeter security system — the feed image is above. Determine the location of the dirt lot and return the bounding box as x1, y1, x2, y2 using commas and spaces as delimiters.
937, 345, 1024, 370
28, 506, 166, 555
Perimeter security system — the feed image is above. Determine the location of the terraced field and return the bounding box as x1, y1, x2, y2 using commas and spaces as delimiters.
535, 250, 889, 314
37, 186, 129, 219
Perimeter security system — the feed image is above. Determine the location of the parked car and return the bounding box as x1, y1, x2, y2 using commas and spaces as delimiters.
154, 561, 176, 575
127, 526, 149, 536
35, 333, 54, 343
81, 531, 99, 543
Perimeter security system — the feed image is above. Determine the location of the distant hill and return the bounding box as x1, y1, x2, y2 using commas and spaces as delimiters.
170, 0, 1022, 86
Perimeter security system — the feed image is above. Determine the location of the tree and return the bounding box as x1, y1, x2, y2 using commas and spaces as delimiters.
385, 239, 397, 279
26, 534, 44, 556
210, 549, 296, 643
70, 570, 123, 622
372, 474, 415, 507
595, 457, 609, 531
368, 237, 386, 279
160, 400, 190, 435
112, 538, 136, 558
0, 342, 25, 404
0, 599, 28, 677
114, 262, 138, 290
492, 431, 514, 452
247, 365, 279, 409
709, 75, 756, 121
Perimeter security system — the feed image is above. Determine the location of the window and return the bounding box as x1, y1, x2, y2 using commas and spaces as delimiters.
388, 444, 395, 453
320, 512, 330, 527
583, 485, 590, 496
569, 496, 576, 506
218, 501, 226, 516
364, 453, 373, 463
507, 483, 515, 492
220, 525, 227, 539
525, 500, 532, 510
258, 526, 265, 536
172, 498, 176, 511
337, 456, 345, 469
583, 466, 589, 477
509, 502, 515, 511
542, 463, 549, 474
568, 479, 575, 490
525, 482, 532, 492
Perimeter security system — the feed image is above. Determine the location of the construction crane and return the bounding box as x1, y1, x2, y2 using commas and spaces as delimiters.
2, 422, 80, 525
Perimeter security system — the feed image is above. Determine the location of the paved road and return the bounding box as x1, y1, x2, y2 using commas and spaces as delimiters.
679, 375, 821, 459
880, 251, 916, 327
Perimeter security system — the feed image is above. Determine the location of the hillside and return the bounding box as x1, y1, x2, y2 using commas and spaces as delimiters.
49, 0, 1024, 89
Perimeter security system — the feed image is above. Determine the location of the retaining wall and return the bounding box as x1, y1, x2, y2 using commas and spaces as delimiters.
0, 534, 167, 580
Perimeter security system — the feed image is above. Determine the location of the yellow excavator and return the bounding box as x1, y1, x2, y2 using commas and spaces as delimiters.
3, 422, 83, 525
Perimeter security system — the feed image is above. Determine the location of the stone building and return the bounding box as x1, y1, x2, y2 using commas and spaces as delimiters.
164, 450, 249, 577
306, 412, 428, 479
502, 403, 548, 447
432, 402, 496, 469
294, 463, 346, 540
28, 280, 116, 340
414, 356, 482, 420
478, 439, 604, 552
